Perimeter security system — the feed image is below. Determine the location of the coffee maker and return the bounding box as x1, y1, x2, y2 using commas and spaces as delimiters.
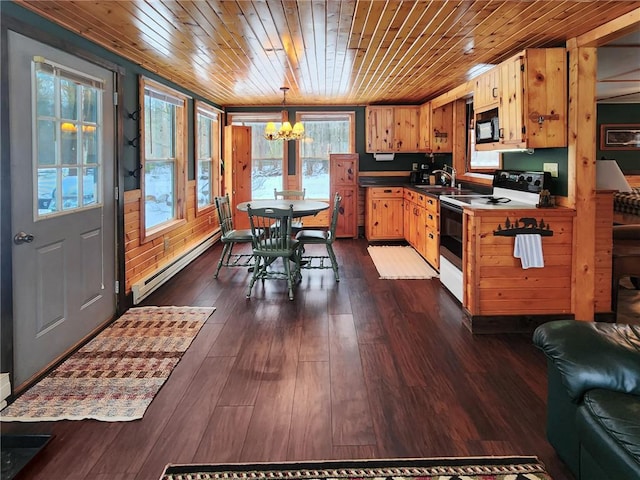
410, 164, 431, 184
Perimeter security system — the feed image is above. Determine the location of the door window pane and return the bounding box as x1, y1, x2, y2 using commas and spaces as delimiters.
37, 119, 56, 166
60, 78, 78, 120
33, 60, 103, 217
36, 71, 54, 117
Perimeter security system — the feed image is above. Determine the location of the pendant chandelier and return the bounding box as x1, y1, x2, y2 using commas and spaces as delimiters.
264, 87, 304, 141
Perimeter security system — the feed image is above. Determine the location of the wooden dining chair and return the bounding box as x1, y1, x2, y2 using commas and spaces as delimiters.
295, 192, 341, 281
246, 204, 301, 300
213, 194, 255, 278
274, 188, 306, 232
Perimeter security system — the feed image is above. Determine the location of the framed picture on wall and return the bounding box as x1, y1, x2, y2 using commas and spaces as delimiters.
600, 124, 640, 150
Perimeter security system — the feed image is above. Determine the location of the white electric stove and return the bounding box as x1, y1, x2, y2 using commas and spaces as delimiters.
438, 170, 551, 302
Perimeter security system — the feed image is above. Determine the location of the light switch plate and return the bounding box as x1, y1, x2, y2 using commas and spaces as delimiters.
543, 162, 558, 178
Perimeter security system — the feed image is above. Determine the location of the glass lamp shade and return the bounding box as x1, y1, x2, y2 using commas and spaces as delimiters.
280, 121, 293, 133
292, 122, 304, 136
263, 119, 304, 141
264, 122, 277, 135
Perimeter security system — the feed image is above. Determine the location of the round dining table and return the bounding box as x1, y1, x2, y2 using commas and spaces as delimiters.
236, 199, 329, 217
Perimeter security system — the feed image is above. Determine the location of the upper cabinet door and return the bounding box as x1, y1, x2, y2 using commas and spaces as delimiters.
431, 103, 453, 153
393, 106, 421, 152
499, 56, 525, 146
366, 106, 394, 152
474, 66, 501, 113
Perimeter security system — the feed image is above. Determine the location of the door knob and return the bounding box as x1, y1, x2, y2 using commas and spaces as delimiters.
14, 231, 35, 244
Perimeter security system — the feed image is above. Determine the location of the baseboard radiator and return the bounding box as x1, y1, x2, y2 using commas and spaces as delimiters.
132, 231, 221, 304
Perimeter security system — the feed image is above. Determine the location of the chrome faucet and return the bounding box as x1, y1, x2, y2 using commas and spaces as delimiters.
432, 165, 456, 187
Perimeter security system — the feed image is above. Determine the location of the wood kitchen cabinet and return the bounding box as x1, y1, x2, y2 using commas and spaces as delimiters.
403, 189, 424, 257
223, 125, 252, 230
330, 153, 358, 239
473, 66, 500, 113
393, 106, 421, 152
431, 103, 453, 153
366, 106, 421, 153
462, 206, 575, 333
419, 101, 431, 151
476, 48, 567, 151
365, 187, 404, 241
366, 106, 394, 152
423, 194, 439, 269
403, 188, 439, 269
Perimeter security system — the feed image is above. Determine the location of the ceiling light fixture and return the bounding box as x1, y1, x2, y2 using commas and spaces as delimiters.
264, 87, 304, 141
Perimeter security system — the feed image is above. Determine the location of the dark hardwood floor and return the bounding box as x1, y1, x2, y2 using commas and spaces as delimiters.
3, 239, 574, 480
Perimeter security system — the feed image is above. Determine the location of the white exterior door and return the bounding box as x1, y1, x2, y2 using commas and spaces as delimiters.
8, 31, 117, 388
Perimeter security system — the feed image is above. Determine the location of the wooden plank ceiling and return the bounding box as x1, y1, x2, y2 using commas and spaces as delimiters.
16, 0, 640, 107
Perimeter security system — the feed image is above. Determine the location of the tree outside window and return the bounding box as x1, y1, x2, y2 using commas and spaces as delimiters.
196, 101, 221, 213
140, 78, 188, 237
297, 112, 355, 199
228, 113, 285, 199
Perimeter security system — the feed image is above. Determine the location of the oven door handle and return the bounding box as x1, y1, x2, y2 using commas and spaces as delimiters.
440, 201, 464, 215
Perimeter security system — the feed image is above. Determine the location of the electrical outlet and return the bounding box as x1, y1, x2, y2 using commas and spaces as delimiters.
543, 162, 559, 178
164, 238, 170, 250
412, 163, 418, 171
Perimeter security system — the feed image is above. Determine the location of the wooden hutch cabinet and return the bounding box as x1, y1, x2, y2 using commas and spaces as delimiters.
329, 153, 358, 238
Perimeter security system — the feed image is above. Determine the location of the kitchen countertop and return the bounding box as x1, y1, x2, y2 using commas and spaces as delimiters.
358, 176, 476, 196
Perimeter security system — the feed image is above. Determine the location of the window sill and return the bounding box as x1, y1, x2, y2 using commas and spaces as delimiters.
459, 172, 493, 186
143, 218, 187, 244
196, 204, 216, 217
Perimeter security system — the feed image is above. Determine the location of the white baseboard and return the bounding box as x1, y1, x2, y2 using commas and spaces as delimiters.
132, 231, 220, 304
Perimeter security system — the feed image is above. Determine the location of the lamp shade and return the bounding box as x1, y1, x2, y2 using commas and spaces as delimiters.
292, 122, 304, 135
264, 122, 277, 135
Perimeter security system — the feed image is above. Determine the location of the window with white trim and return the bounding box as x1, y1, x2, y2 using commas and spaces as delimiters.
195, 101, 221, 213
33, 58, 104, 217
140, 77, 188, 236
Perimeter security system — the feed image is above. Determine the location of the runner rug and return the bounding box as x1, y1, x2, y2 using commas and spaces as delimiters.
0, 306, 215, 422
367, 245, 439, 279
160, 457, 553, 480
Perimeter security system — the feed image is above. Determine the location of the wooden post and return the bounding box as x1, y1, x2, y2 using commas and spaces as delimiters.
567, 39, 597, 321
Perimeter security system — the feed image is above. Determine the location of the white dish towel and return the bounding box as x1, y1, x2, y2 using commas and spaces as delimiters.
514, 234, 544, 269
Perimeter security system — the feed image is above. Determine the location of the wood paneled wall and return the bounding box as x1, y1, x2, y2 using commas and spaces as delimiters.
124, 181, 220, 294
464, 208, 576, 316
594, 192, 614, 313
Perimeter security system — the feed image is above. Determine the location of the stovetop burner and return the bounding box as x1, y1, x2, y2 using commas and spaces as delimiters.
439, 170, 551, 210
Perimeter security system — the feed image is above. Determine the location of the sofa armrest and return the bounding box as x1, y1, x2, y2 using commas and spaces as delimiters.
533, 320, 640, 402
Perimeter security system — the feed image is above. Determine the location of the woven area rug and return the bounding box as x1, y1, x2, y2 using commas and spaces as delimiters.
0, 306, 214, 422
160, 457, 553, 480
367, 245, 439, 279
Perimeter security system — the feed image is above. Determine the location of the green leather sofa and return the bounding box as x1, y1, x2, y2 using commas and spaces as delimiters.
533, 320, 640, 480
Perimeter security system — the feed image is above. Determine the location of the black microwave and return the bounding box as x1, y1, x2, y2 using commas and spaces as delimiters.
476, 117, 500, 143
